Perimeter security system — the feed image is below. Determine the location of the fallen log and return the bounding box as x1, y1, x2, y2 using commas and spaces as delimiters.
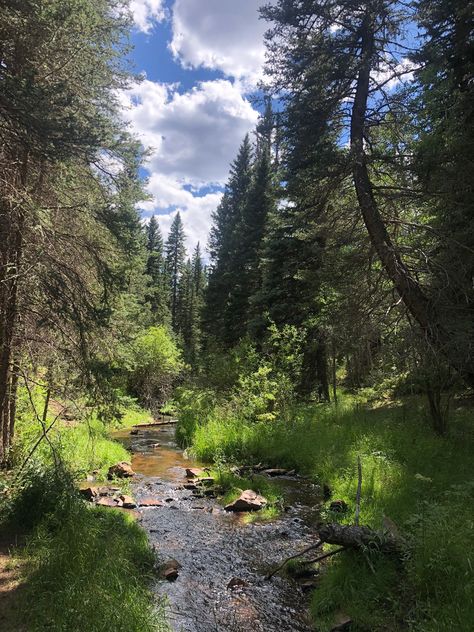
133, 420, 178, 428
318, 523, 403, 555
266, 523, 404, 580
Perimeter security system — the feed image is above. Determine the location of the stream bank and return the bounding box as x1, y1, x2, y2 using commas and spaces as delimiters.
114, 423, 324, 632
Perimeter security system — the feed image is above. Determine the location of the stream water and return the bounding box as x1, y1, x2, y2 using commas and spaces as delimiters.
114, 423, 323, 632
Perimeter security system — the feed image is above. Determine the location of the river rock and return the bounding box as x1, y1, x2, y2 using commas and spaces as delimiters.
162, 559, 181, 581
227, 577, 249, 590
97, 497, 121, 508
329, 499, 349, 513
107, 462, 135, 479
139, 497, 164, 507
130, 428, 139, 435
224, 490, 267, 512
79, 487, 98, 500
185, 467, 205, 478
119, 494, 137, 509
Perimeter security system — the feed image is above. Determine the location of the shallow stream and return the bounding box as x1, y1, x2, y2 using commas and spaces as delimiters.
114, 423, 323, 632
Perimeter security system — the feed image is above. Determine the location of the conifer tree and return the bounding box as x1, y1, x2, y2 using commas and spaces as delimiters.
165, 212, 186, 330
205, 135, 253, 346
145, 216, 169, 323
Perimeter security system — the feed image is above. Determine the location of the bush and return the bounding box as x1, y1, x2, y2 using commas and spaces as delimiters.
128, 326, 183, 410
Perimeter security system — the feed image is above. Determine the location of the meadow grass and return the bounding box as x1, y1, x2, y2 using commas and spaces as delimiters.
176, 390, 474, 631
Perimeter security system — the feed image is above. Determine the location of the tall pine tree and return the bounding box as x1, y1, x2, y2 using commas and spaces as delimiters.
165, 212, 186, 331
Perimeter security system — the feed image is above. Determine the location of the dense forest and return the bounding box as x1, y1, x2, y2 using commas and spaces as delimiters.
0, 1, 473, 632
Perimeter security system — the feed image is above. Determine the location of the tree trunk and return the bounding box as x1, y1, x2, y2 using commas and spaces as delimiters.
350, 10, 474, 387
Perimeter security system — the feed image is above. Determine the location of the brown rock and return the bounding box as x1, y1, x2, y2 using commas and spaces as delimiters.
224, 490, 267, 512
329, 500, 349, 513
227, 577, 249, 590
119, 494, 137, 509
107, 462, 135, 479
162, 559, 181, 581
185, 467, 205, 479
96, 497, 120, 508
139, 497, 164, 507
79, 487, 98, 501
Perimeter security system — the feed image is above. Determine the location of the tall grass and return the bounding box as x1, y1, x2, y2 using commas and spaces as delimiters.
176, 389, 474, 631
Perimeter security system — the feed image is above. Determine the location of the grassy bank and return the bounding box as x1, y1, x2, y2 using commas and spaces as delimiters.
0, 389, 167, 632
176, 389, 474, 631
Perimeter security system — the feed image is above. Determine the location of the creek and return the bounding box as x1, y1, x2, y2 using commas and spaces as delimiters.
114, 422, 323, 632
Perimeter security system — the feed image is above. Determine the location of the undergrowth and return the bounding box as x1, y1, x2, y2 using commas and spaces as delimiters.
175, 388, 474, 631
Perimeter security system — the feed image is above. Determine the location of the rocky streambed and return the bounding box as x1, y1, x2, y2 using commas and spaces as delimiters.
112, 423, 325, 632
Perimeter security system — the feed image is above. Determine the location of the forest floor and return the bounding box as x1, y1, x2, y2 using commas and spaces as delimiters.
0, 538, 27, 632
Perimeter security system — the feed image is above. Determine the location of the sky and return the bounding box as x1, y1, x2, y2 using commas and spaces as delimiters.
121, 0, 270, 254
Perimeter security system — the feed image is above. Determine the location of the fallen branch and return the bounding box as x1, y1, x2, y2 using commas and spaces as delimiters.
266, 540, 322, 579
302, 546, 346, 565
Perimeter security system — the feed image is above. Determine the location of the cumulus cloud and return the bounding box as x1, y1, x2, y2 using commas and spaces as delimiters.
129, 0, 165, 33
170, 0, 270, 85
119, 78, 258, 250
120, 78, 258, 185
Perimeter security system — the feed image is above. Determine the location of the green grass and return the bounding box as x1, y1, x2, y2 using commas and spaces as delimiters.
0, 388, 168, 632
210, 467, 283, 522
176, 389, 474, 631
18, 478, 168, 632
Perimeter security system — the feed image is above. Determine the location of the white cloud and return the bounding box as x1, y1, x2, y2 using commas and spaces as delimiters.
119, 78, 258, 251
372, 57, 418, 91
120, 78, 258, 184
144, 176, 222, 254
129, 0, 165, 33
170, 0, 270, 85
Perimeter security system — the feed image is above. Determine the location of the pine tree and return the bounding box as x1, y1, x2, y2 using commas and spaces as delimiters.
145, 216, 169, 323
165, 212, 186, 330
205, 135, 253, 346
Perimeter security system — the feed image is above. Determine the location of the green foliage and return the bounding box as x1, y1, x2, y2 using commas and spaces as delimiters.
128, 325, 184, 409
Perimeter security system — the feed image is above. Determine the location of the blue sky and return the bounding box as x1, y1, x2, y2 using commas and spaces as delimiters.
121, 0, 268, 254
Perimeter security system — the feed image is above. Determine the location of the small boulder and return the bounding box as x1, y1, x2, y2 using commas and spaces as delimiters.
139, 497, 164, 507
227, 577, 249, 590
79, 487, 98, 501
162, 559, 181, 581
130, 428, 139, 435
96, 497, 121, 508
107, 462, 135, 480
152, 443, 161, 448
120, 494, 137, 509
185, 467, 205, 479
224, 490, 267, 512
329, 499, 349, 513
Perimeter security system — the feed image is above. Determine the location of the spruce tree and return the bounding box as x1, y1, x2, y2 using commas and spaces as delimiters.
205, 135, 253, 346
145, 216, 169, 323
165, 212, 186, 330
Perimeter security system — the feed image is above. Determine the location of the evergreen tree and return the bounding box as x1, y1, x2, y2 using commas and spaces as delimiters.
205, 135, 253, 346
165, 212, 186, 330
145, 216, 169, 323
